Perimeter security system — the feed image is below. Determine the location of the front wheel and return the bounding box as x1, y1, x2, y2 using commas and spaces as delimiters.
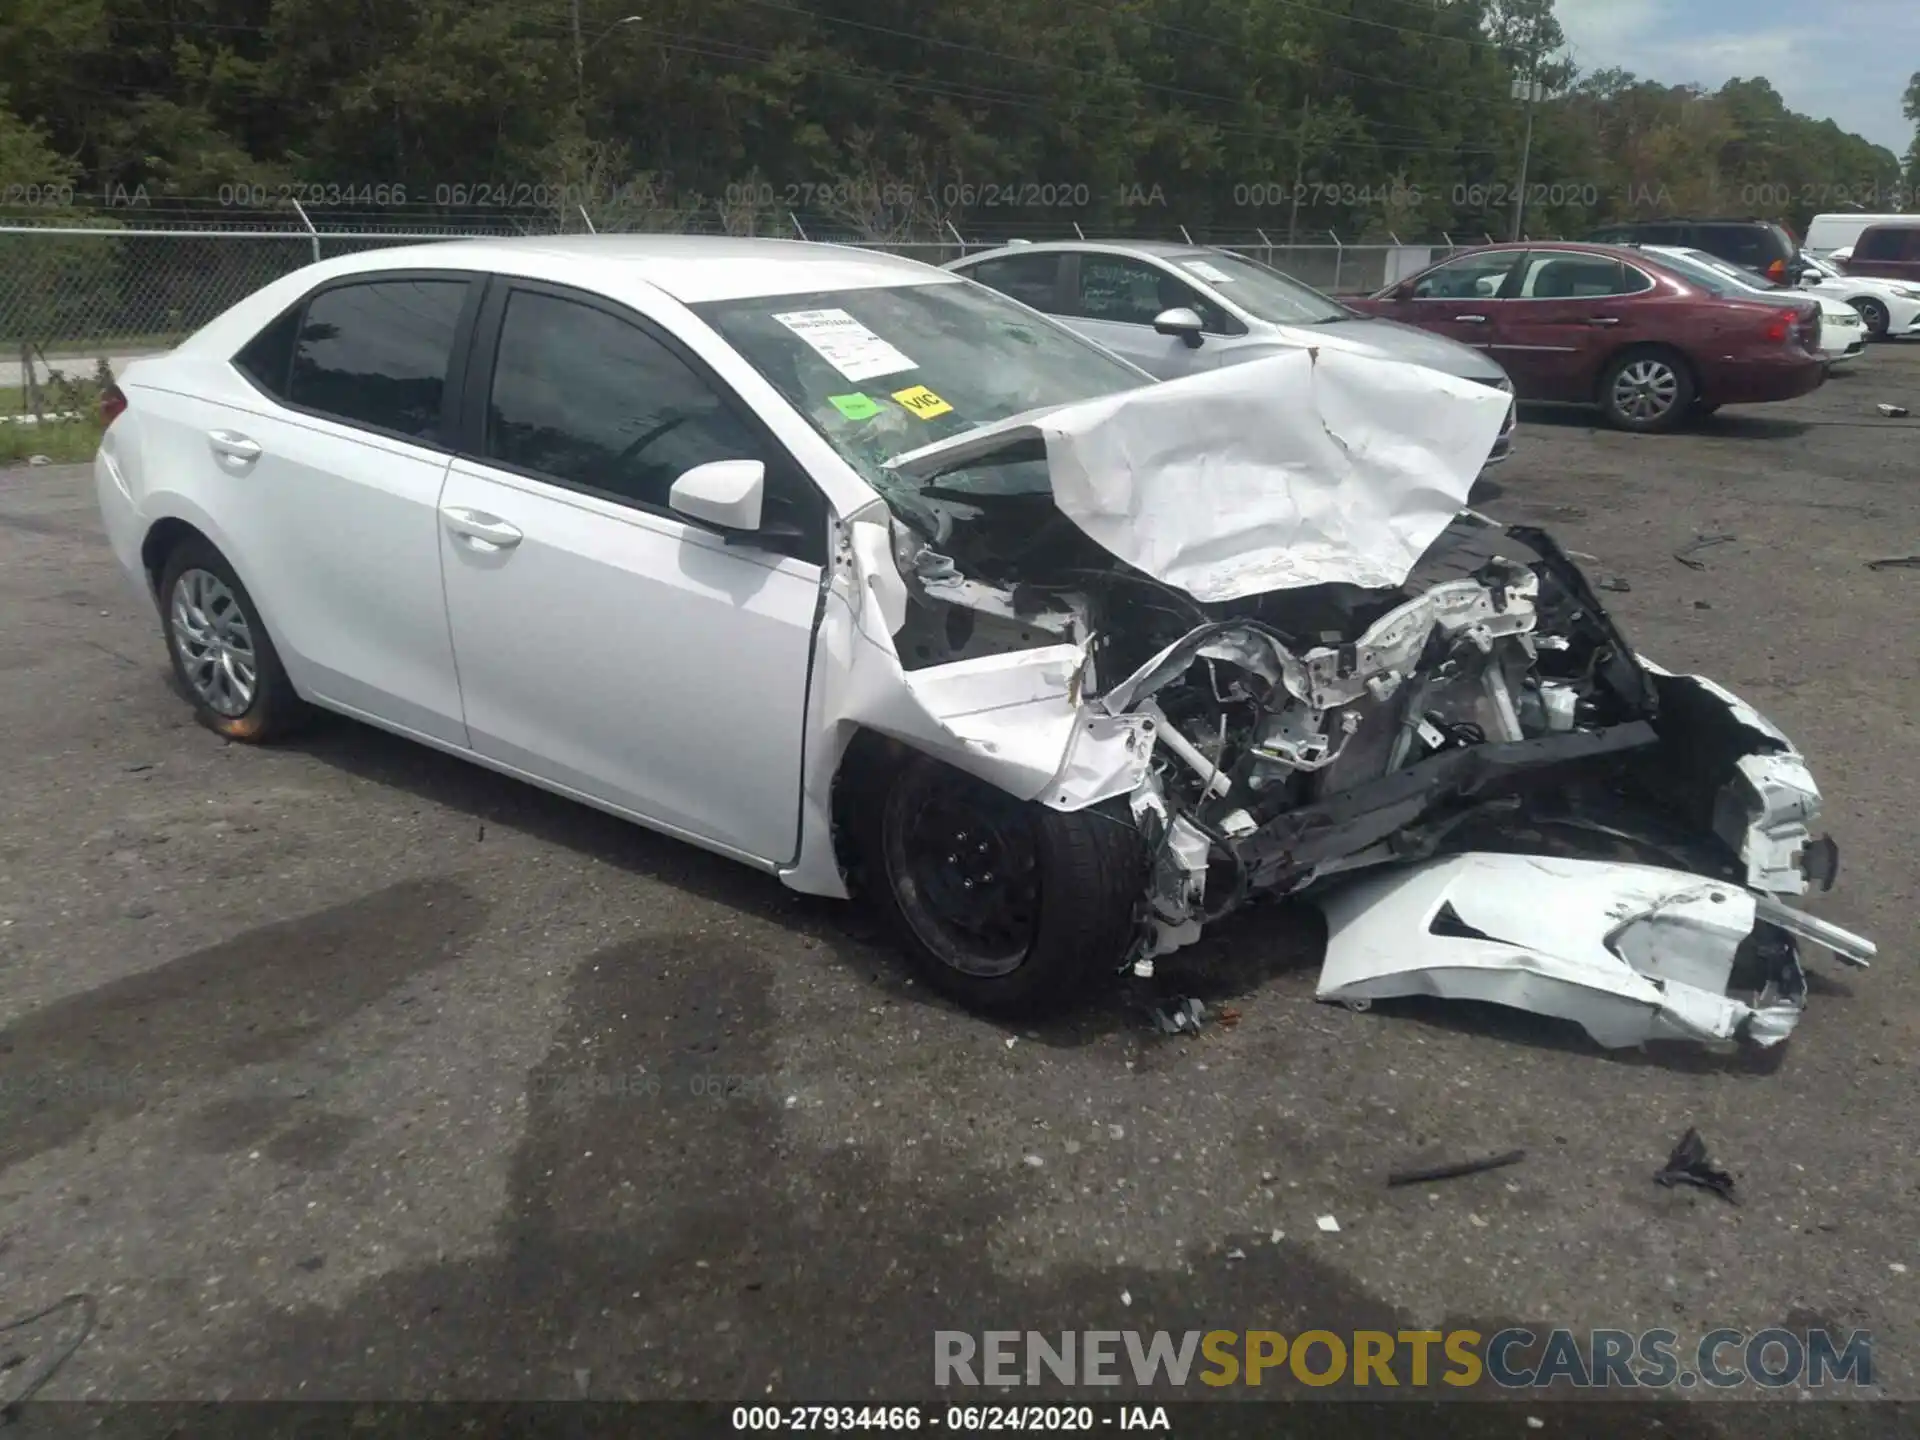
1853, 298, 1889, 339
1599, 350, 1695, 433
853, 752, 1145, 1016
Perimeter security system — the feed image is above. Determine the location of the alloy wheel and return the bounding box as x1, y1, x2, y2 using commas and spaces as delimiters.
169, 568, 257, 717
1611, 359, 1679, 423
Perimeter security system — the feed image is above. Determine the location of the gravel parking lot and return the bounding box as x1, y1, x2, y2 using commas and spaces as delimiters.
1, 352, 1916, 1424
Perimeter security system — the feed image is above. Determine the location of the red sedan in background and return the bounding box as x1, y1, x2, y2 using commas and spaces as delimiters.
1349, 242, 1824, 432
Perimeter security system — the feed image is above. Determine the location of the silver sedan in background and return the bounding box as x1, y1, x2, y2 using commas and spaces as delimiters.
945, 239, 1517, 463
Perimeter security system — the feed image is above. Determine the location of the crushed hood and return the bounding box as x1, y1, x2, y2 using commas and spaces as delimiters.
886, 347, 1511, 604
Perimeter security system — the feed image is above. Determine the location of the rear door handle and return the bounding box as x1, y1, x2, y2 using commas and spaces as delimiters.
207, 430, 261, 462
441, 506, 524, 551
1454, 314, 1489, 323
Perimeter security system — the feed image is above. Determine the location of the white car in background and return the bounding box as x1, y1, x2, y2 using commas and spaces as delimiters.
1792, 249, 1920, 340
1644, 246, 1866, 369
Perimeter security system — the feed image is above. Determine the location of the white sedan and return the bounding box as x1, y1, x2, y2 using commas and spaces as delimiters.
1644, 246, 1866, 368
91, 236, 1868, 1038
1793, 250, 1920, 340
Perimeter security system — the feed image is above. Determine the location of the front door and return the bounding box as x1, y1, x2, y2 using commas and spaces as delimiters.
1385, 250, 1526, 357
437, 281, 827, 863
1060, 253, 1232, 377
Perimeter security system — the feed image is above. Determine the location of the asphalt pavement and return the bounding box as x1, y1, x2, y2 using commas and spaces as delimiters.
0, 351, 1916, 1425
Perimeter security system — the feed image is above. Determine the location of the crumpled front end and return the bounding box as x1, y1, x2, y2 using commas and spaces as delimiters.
789, 347, 1874, 1047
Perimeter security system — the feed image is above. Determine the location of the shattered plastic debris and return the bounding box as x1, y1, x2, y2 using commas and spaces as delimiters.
1151, 998, 1207, 1035
1387, 1148, 1527, 1188
1672, 533, 1735, 570
1876, 404, 1909, 418
1595, 574, 1632, 592
1866, 556, 1920, 571
1316, 1215, 1341, 1233
1654, 1128, 1737, 1205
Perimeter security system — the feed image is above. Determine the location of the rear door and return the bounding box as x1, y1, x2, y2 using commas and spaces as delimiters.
1059, 252, 1236, 377
1490, 252, 1655, 401
194, 272, 477, 744
436, 279, 827, 862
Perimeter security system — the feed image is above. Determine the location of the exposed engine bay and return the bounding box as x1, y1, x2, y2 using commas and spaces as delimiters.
804, 349, 1877, 1049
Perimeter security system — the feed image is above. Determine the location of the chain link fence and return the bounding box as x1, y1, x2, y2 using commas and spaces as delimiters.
0, 218, 1485, 406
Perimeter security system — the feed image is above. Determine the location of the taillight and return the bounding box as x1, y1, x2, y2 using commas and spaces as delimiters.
100, 384, 127, 426
1766, 258, 1786, 282
1763, 315, 1790, 342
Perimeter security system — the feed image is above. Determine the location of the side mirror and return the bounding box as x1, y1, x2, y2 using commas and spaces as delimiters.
1152, 306, 1206, 348
669, 458, 765, 532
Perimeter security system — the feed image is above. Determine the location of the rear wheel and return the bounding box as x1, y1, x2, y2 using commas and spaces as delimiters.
1599, 349, 1694, 433
158, 537, 309, 742
1852, 298, 1890, 339
852, 751, 1145, 1016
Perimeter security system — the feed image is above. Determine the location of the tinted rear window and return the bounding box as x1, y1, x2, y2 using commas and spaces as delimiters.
287, 278, 470, 442
1856, 226, 1920, 260
235, 305, 300, 397
1695, 225, 1779, 269
958, 253, 1064, 311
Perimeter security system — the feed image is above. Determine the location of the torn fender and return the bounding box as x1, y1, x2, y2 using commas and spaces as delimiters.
1315, 853, 1810, 1049
777, 510, 1151, 898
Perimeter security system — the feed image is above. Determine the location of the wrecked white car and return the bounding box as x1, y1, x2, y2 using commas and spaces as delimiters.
97, 237, 1871, 1045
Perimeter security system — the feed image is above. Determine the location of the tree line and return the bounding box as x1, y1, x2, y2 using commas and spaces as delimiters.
1, 0, 1914, 241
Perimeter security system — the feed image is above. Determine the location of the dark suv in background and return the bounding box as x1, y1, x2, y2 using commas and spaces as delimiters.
1583, 219, 1800, 284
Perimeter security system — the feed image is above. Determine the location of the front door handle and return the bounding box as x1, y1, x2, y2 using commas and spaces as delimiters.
1587, 317, 1621, 327
1454, 314, 1489, 324
441, 507, 524, 551
207, 430, 261, 462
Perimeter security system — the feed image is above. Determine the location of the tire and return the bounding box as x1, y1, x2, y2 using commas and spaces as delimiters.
1598, 348, 1695, 433
157, 536, 310, 742
1851, 298, 1889, 339
851, 750, 1146, 1016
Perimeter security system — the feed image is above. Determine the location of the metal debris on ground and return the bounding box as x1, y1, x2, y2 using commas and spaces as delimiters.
1316, 1214, 1341, 1233
1387, 1148, 1528, 1188
1151, 997, 1207, 1035
1877, 404, 1909, 418
1653, 1127, 1737, 1205
1866, 556, 1920, 571
1594, 574, 1632, 593
1673, 533, 1735, 570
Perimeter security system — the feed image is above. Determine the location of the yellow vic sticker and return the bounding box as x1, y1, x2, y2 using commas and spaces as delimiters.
891, 384, 954, 419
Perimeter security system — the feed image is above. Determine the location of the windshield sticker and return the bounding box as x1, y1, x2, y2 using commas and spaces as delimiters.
891, 384, 954, 420
1182, 259, 1235, 284
828, 392, 883, 420
772, 308, 917, 381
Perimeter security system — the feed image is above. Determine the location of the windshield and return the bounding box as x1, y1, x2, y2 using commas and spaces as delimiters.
1646, 249, 1766, 297
692, 282, 1151, 504
1170, 250, 1351, 324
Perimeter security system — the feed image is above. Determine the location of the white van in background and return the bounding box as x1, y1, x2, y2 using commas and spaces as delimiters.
1804, 213, 1914, 256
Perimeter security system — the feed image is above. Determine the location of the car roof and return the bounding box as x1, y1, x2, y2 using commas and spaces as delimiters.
951, 239, 1214, 265
268, 234, 958, 305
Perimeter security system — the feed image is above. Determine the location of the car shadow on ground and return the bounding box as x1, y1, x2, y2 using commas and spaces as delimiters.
282, 713, 1329, 1050
1515, 402, 1813, 440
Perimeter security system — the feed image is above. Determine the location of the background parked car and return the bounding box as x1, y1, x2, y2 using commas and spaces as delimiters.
1350, 242, 1825, 432
1788, 248, 1920, 340
1582, 218, 1800, 284
1840, 223, 1920, 284
944, 239, 1517, 463
1804, 212, 1916, 258
1642, 246, 1866, 369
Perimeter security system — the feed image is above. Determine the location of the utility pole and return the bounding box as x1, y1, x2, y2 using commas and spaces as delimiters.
1287, 96, 1310, 248
572, 0, 586, 111
1510, 25, 1546, 242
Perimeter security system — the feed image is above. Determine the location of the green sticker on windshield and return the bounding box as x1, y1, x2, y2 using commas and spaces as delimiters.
829, 392, 882, 421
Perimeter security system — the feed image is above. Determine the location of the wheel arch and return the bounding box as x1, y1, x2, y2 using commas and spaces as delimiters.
1594, 340, 1701, 404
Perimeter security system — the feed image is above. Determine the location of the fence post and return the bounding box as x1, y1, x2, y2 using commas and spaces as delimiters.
577, 204, 597, 234
1072, 221, 1085, 240
1329, 230, 1343, 293
1256, 227, 1273, 266
290, 198, 321, 263
789, 212, 809, 241
1179, 223, 1194, 245
945, 219, 966, 252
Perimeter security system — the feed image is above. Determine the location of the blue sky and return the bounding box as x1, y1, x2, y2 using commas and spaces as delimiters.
1555, 0, 1917, 157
